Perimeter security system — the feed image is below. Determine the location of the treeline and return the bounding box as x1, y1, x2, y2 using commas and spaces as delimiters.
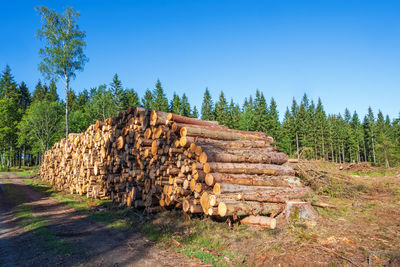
1, 65, 399, 168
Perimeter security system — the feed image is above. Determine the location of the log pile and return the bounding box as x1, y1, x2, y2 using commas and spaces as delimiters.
40, 107, 312, 225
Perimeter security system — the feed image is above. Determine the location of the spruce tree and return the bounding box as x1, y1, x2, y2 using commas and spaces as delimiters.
151, 80, 169, 111
226, 99, 240, 129
110, 74, 123, 110
122, 89, 139, 109
364, 107, 377, 164
18, 82, 31, 110
192, 106, 199, 118
170, 93, 181, 114
201, 88, 214, 120
351, 111, 365, 162
239, 96, 256, 131
141, 89, 153, 109
0, 66, 21, 165
315, 98, 328, 159
47, 80, 59, 102
32, 80, 48, 102
253, 90, 268, 132
290, 98, 300, 157
267, 98, 281, 143
281, 108, 294, 155
375, 111, 396, 167
180, 94, 191, 117
214, 91, 228, 126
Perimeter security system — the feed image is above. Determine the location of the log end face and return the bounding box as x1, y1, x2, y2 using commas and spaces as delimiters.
205, 173, 214, 186
218, 202, 227, 217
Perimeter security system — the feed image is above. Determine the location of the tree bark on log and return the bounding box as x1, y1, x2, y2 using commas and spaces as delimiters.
241, 215, 276, 229
199, 150, 287, 165
203, 162, 295, 175
218, 201, 284, 217
205, 172, 301, 187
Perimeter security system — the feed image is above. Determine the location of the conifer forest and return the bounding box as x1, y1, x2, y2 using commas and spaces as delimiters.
1, 65, 399, 168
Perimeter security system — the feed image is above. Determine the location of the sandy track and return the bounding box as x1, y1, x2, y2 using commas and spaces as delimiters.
0, 173, 194, 266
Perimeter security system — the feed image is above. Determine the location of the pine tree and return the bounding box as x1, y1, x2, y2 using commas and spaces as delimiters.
170, 93, 181, 114
151, 80, 169, 111
201, 88, 214, 120
141, 89, 153, 109
180, 94, 191, 117
214, 91, 228, 126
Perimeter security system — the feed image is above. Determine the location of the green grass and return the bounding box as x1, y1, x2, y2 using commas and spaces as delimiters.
0, 166, 39, 173
2, 179, 73, 255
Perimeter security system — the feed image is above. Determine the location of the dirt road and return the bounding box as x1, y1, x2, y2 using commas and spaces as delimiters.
0, 173, 192, 266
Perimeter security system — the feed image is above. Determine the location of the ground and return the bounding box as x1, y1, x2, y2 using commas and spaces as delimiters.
1, 161, 400, 266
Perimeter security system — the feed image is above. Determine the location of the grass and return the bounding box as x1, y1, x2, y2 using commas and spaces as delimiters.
0, 165, 39, 173
2, 178, 73, 255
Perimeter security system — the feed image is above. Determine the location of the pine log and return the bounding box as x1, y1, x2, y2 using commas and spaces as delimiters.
218, 201, 284, 217
205, 172, 301, 187
180, 126, 266, 141
170, 113, 222, 127
150, 110, 172, 126
240, 215, 276, 229
203, 162, 295, 175
199, 151, 287, 165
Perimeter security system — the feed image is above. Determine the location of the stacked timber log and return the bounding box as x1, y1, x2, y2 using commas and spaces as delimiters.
40, 107, 312, 226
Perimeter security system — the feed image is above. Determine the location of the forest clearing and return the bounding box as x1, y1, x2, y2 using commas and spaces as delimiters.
1, 161, 399, 266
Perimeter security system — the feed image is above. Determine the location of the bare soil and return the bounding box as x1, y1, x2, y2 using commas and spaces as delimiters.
0, 173, 194, 266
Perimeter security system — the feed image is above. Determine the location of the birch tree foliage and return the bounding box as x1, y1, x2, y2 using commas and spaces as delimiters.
36, 6, 88, 137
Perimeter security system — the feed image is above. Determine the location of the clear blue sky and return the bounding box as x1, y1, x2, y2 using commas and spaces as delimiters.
1, 0, 400, 120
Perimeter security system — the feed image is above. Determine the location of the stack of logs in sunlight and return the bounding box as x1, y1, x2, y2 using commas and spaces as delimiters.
40, 107, 312, 228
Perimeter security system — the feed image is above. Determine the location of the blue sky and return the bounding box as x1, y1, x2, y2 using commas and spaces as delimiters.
1, 0, 399, 120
